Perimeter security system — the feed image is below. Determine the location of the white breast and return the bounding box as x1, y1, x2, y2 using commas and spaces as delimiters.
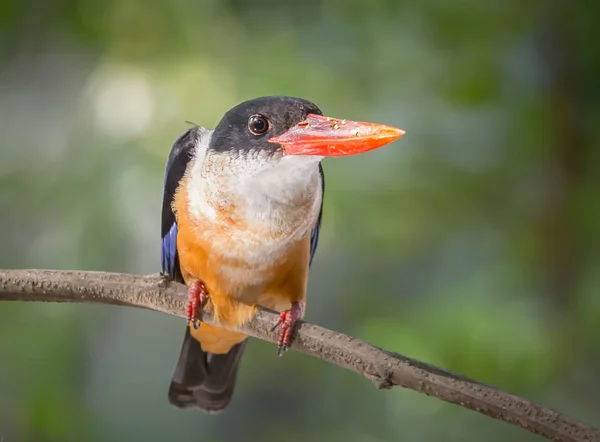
184, 132, 323, 287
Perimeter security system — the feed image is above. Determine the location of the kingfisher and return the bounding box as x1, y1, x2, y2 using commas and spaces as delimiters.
161, 96, 405, 413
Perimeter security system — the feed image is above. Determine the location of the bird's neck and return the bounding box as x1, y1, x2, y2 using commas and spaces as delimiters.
186, 151, 322, 238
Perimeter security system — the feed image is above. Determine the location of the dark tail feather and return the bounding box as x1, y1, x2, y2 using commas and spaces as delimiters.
168, 328, 246, 413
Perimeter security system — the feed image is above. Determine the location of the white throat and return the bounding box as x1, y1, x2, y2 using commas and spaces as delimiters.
186, 132, 323, 239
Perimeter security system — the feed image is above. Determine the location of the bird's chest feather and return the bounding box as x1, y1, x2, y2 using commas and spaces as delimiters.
173, 170, 317, 322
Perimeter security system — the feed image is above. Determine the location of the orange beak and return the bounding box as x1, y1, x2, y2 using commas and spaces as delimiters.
268, 114, 405, 157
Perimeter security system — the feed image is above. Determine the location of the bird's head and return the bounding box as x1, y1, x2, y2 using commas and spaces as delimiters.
207, 96, 405, 169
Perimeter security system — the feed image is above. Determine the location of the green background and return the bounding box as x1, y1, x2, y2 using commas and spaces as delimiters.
1, 0, 599, 441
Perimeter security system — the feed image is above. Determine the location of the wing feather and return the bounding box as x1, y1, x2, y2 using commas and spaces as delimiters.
161, 127, 204, 282
309, 163, 325, 265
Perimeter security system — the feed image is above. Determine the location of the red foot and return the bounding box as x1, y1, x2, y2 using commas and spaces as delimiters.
186, 281, 209, 329
271, 301, 303, 356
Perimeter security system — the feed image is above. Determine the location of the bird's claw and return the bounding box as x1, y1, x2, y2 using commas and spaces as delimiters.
271, 301, 303, 356
187, 280, 209, 329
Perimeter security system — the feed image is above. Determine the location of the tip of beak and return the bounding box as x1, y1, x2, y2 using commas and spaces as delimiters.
383, 126, 406, 140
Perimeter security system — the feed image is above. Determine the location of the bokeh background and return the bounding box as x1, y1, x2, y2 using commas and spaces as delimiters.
1, 0, 599, 441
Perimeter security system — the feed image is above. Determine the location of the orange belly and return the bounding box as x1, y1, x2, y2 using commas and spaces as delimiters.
174, 178, 311, 354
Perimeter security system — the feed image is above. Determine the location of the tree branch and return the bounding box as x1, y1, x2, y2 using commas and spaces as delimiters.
0, 269, 597, 442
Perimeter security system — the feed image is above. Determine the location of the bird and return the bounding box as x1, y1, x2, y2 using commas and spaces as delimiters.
161, 96, 405, 413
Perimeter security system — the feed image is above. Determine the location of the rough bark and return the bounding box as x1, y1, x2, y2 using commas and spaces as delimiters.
0, 269, 598, 442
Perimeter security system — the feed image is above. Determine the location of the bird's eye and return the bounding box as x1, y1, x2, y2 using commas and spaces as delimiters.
247, 114, 269, 135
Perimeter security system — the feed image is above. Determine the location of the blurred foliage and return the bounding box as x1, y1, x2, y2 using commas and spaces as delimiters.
1, 0, 599, 441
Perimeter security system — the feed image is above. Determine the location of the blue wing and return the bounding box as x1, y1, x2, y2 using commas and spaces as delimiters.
161, 127, 199, 283
309, 163, 325, 266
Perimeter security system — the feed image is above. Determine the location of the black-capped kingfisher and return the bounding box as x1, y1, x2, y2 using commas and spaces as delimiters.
161, 96, 405, 413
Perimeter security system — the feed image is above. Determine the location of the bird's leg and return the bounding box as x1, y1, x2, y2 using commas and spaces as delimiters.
186, 280, 209, 330
271, 301, 303, 356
